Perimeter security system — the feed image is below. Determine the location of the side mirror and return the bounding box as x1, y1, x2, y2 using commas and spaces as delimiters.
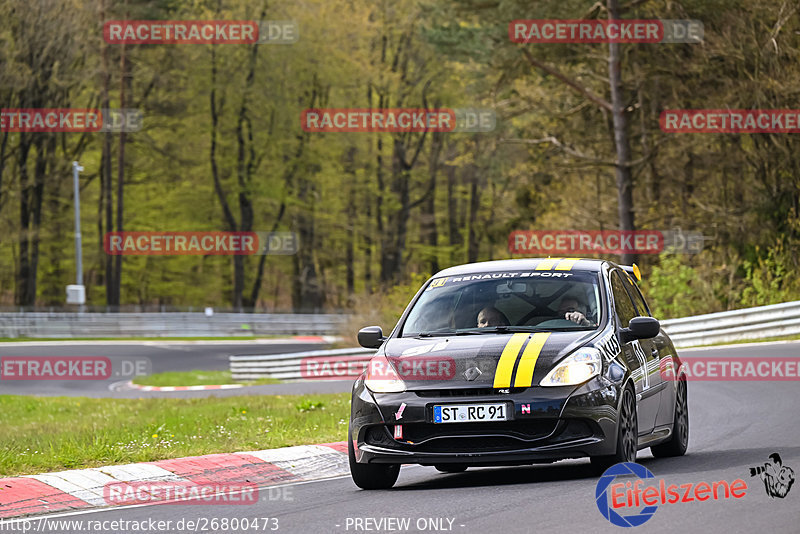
358, 326, 386, 349
620, 316, 661, 343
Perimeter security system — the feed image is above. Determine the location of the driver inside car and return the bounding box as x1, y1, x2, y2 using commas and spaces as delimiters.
477, 306, 510, 328
558, 297, 595, 327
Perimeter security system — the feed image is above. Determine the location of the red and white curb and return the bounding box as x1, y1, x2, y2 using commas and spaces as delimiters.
124, 382, 244, 392
0, 441, 348, 519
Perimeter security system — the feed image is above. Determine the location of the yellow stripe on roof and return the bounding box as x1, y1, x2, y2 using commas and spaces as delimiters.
554, 258, 581, 271
535, 258, 562, 270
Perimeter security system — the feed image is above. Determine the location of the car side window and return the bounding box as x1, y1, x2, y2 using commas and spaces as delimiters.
623, 273, 651, 316
610, 271, 637, 328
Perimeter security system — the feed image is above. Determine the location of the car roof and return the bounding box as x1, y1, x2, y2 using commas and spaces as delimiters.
433, 258, 614, 277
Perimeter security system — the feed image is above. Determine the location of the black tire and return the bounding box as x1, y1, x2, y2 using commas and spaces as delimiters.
651, 379, 688, 458
348, 433, 400, 489
435, 464, 467, 473
591, 386, 638, 472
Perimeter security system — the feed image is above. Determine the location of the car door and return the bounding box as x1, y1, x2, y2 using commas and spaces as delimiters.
622, 274, 674, 429
609, 270, 658, 435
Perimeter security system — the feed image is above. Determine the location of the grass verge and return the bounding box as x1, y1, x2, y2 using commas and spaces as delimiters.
0, 393, 349, 477
132, 370, 280, 387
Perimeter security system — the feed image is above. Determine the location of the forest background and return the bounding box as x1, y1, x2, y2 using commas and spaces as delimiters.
1, 0, 798, 329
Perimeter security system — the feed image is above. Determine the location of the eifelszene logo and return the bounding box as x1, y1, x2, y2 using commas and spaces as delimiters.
596, 462, 748, 527
749, 453, 795, 498
596, 463, 658, 527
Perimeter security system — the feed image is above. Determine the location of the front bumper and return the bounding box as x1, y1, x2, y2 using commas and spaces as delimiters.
349, 376, 621, 466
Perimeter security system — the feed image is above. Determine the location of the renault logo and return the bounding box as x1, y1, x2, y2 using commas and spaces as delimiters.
464, 366, 482, 381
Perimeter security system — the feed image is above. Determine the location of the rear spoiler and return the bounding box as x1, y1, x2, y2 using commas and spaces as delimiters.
621, 264, 642, 281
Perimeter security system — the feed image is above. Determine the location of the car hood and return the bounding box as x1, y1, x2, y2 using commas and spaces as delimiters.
380, 331, 600, 390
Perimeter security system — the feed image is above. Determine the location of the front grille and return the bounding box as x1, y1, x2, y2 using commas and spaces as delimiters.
363, 418, 594, 454
411, 436, 530, 453
403, 420, 558, 442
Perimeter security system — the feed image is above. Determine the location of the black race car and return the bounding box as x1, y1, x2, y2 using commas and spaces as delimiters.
348, 258, 688, 489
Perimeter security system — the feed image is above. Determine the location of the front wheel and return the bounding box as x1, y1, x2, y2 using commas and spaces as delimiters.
348, 433, 400, 489
651, 379, 688, 458
591, 386, 638, 473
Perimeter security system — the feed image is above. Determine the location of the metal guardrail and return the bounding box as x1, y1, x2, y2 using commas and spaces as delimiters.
230, 348, 376, 381
0, 312, 348, 338
660, 300, 800, 348
230, 301, 800, 381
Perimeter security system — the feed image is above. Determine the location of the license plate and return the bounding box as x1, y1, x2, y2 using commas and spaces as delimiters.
433, 403, 508, 423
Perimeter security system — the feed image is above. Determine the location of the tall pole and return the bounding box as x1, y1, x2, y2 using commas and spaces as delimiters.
73, 161, 84, 286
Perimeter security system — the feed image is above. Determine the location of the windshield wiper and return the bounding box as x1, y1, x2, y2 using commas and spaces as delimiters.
416, 330, 481, 337
539, 326, 596, 331
415, 325, 594, 337
457, 326, 543, 334
459, 325, 596, 334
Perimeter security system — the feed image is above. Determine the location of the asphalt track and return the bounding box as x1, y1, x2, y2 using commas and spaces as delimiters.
0, 341, 353, 398
6, 341, 800, 533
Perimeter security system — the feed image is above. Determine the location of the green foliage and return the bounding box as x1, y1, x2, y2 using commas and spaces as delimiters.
642, 255, 718, 319
342, 272, 430, 344
381, 272, 431, 326
742, 239, 800, 307
295, 400, 325, 412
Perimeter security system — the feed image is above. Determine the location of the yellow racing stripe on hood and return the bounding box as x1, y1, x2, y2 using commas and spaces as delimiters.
493, 333, 528, 388
513, 332, 551, 387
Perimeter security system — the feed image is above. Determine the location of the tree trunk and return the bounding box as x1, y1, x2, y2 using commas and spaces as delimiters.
390, 139, 411, 278
467, 165, 480, 263
446, 155, 461, 264
208, 45, 239, 309
344, 147, 357, 293
0, 127, 8, 216
291, 178, 324, 311
113, 33, 128, 307
15, 136, 32, 306
289, 76, 324, 311
607, 0, 636, 265
422, 130, 442, 274
101, 0, 115, 308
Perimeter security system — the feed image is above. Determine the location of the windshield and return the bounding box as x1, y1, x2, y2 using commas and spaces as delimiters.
400, 270, 602, 337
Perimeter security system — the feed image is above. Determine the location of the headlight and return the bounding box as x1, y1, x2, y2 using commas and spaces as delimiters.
364, 355, 406, 393
540, 347, 602, 387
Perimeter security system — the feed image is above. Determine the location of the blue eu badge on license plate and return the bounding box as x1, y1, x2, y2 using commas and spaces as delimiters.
433, 405, 442, 423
